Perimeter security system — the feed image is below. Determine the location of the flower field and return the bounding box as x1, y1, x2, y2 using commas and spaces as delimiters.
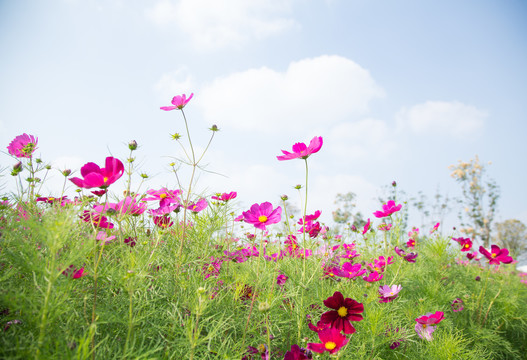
1, 95, 526, 360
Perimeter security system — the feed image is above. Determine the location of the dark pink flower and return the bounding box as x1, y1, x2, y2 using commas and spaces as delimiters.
242, 202, 282, 230
203, 258, 222, 279
406, 239, 416, 249
277, 136, 323, 161
298, 210, 322, 224
320, 291, 364, 334
452, 237, 473, 252
373, 200, 402, 218
94, 196, 147, 216
308, 319, 331, 333
62, 265, 87, 279
211, 191, 237, 202
124, 237, 137, 248
153, 215, 173, 229
430, 222, 440, 234
363, 271, 383, 282
80, 211, 114, 229
394, 246, 418, 263
466, 251, 478, 260
185, 198, 208, 213
160, 93, 193, 111
333, 262, 367, 279
7, 133, 38, 158
479, 245, 514, 265
144, 188, 181, 207
70, 157, 124, 189
307, 327, 349, 354
283, 344, 311, 360
415, 311, 444, 341
362, 218, 371, 235
276, 273, 288, 288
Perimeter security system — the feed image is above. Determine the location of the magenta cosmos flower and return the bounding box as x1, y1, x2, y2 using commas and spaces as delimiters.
307, 327, 349, 355
320, 291, 364, 334
373, 200, 402, 218
212, 191, 237, 202
415, 311, 444, 341
452, 237, 473, 252
283, 344, 311, 360
160, 93, 193, 111
479, 245, 514, 265
7, 133, 38, 158
242, 202, 282, 230
276, 136, 323, 161
70, 157, 124, 189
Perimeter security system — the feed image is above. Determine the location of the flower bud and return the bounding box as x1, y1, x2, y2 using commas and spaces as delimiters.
258, 301, 270, 313
280, 194, 288, 201
62, 169, 71, 176
13, 161, 22, 171
128, 140, 138, 151
294, 184, 302, 190
209, 124, 219, 132
392, 181, 397, 187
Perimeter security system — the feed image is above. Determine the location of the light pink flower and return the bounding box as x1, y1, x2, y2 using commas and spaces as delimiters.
276, 136, 323, 161
7, 133, 38, 158
185, 198, 208, 213
211, 192, 237, 202
160, 93, 193, 111
378, 285, 402, 303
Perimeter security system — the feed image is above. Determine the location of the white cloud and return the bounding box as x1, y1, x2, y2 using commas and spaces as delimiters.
196, 55, 384, 132
327, 118, 397, 161
396, 101, 487, 138
146, 0, 298, 50
154, 68, 195, 100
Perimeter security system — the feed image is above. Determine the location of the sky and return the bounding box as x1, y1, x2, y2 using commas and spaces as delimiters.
1, 0, 526, 235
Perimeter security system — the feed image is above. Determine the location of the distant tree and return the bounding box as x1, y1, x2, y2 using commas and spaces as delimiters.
332, 192, 365, 228
449, 156, 499, 247
493, 219, 527, 259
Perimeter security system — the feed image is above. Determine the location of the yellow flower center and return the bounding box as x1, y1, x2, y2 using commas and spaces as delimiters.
491, 253, 497, 258
325, 341, 337, 350
337, 306, 348, 317
422, 324, 427, 328
464, 244, 470, 248
103, 177, 108, 183
258, 215, 268, 223
160, 194, 167, 199
207, 266, 215, 272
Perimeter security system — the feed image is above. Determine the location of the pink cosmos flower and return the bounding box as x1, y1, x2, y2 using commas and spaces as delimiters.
373, 200, 402, 218
160, 93, 193, 111
276, 136, 323, 161
307, 327, 349, 354
367, 256, 394, 273
430, 222, 440, 234
363, 270, 383, 282
308, 319, 331, 333
415, 311, 444, 341
7, 133, 38, 158
394, 246, 418, 263
80, 211, 114, 229
62, 265, 87, 279
185, 198, 208, 213
466, 251, 478, 260
478, 245, 514, 265
320, 291, 363, 334
143, 188, 181, 207
298, 210, 322, 224
298, 220, 322, 238
452, 237, 473, 252
283, 344, 311, 360
96, 231, 116, 245
451, 298, 464, 312
70, 157, 124, 189
94, 196, 147, 216
333, 262, 367, 279
284, 235, 312, 258
153, 215, 173, 229
242, 202, 282, 230
406, 238, 416, 249
362, 218, 371, 235
211, 191, 237, 202
378, 285, 402, 303
203, 257, 222, 279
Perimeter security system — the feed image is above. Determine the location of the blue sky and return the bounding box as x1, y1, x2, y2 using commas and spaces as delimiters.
1, 0, 526, 233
